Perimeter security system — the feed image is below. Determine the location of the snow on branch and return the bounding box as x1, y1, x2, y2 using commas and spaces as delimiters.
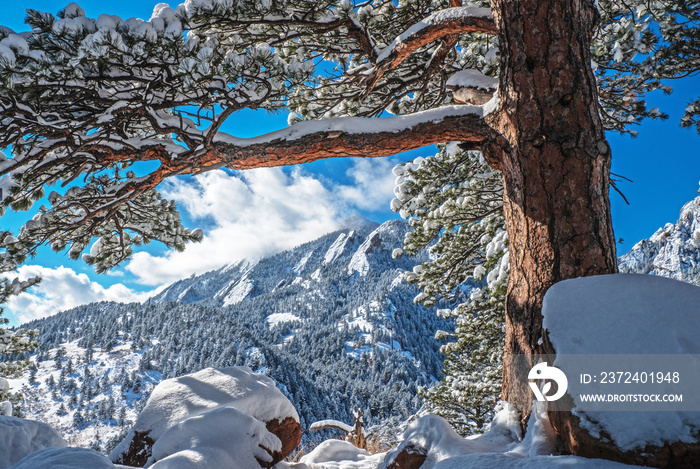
350, 6, 496, 90
309, 419, 354, 433
213, 104, 489, 152
49, 103, 490, 178
446, 69, 498, 91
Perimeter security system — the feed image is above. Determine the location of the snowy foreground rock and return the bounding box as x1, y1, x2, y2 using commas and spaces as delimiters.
4, 409, 647, 469
278, 405, 643, 468
10, 447, 122, 469
543, 274, 700, 468
5, 363, 653, 468
109, 366, 301, 468
0, 416, 67, 468
11, 282, 700, 469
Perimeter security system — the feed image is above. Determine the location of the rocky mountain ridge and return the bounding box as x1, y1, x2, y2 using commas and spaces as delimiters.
618, 196, 700, 285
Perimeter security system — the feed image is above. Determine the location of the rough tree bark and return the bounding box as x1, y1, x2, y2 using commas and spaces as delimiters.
485, 0, 618, 421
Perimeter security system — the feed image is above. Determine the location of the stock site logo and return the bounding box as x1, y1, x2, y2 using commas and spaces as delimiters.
529, 362, 568, 402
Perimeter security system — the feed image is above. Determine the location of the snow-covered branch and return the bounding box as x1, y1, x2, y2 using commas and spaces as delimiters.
350, 6, 496, 91
211, 104, 491, 167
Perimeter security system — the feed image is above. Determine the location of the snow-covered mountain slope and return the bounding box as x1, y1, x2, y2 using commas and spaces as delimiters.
619, 196, 700, 285
12, 218, 447, 451
147, 219, 435, 362
7, 336, 161, 451
150, 218, 411, 307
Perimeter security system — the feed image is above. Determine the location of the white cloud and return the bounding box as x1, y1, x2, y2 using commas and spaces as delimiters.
126, 167, 345, 285
6, 265, 157, 324
125, 159, 400, 286
336, 158, 399, 211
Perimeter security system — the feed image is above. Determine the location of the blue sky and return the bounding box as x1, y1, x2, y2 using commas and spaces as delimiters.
1, 1, 699, 325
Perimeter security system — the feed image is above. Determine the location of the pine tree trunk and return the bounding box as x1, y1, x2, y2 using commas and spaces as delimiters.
487, 0, 618, 421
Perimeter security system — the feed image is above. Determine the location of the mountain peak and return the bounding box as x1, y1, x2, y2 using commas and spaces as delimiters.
338, 215, 380, 232
619, 196, 700, 285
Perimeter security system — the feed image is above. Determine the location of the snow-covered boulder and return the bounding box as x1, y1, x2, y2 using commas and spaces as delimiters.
149, 407, 283, 469
543, 274, 700, 468
9, 447, 118, 469
110, 366, 300, 468
0, 416, 67, 468
0, 400, 12, 416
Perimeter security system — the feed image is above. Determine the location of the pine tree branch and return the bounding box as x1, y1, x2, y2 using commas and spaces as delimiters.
207, 106, 493, 170
2, 106, 496, 233
350, 6, 497, 92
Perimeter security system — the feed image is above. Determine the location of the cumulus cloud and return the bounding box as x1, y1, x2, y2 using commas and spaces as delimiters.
126, 159, 400, 286
335, 158, 399, 212
126, 167, 344, 285
3, 158, 402, 321
7, 265, 156, 323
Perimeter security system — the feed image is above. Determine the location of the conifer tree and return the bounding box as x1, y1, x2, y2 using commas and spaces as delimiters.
392, 143, 506, 434
0, 274, 39, 416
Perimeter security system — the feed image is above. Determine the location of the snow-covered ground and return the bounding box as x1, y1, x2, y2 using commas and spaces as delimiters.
5, 398, 645, 469
266, 313, 301, 328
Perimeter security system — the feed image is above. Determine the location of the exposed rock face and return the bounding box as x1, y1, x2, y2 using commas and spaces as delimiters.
549, 406, 700, 469
264, 416, 303, 467
385, 444, 428, 469
110, 431, 155, 467
619, 196, 700, 285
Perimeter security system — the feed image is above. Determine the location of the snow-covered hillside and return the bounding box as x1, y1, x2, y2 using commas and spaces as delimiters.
618, 196, 700, 284
7, 339, 159, 451
11, 218, 447, 451
145, 218, 438, 367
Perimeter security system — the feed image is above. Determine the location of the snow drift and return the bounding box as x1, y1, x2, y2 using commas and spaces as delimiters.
0, 416, 66, 468
9, 447, 118, 469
